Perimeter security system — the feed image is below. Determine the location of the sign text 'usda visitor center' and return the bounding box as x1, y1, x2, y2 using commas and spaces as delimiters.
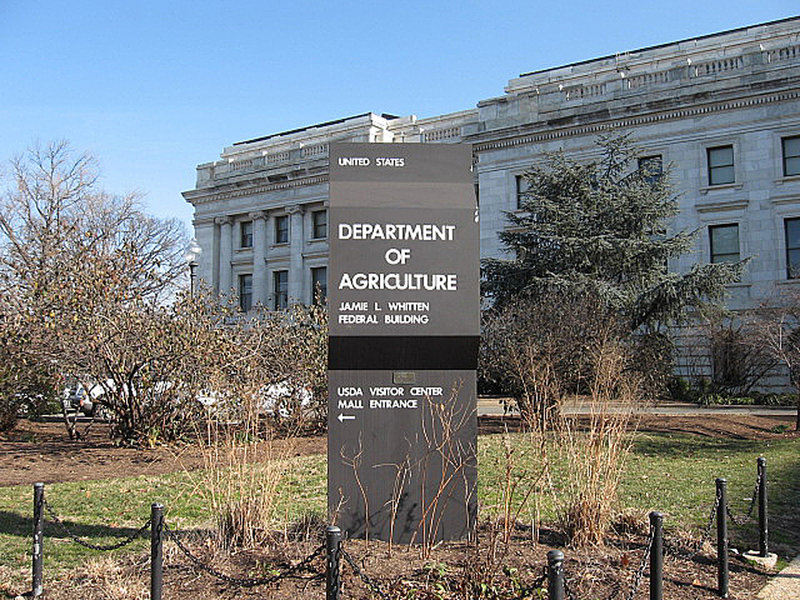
328, 143, 479, 544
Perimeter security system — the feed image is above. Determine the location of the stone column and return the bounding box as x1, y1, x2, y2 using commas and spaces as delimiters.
192, 219, 215, 291
250, 211, 268, 307
287, 205, 305, 303
216, 216, 233, 295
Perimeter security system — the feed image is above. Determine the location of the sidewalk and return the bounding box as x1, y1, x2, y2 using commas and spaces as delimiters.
476, 397, 797, 417
758, 554, 800, 599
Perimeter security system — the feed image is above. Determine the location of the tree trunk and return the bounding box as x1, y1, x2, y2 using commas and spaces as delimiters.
796, 394, 799, 431
61, 404, 78, 440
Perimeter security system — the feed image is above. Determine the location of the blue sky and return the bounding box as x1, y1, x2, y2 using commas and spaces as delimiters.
1, 1, 796, 233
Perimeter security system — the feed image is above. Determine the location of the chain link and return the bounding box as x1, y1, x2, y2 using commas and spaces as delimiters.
163, 523, 324, 588
623, 526, 655, 600
664, 487, 720, 561
561, 526, 652, 600
339, 543, 391, 600
43, 498, 150, 551
727, 476, 760, 526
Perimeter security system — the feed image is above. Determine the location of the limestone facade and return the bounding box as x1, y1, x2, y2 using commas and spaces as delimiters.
184, 17, 800, 384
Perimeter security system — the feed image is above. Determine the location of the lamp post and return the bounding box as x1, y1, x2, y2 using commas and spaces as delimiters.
184, 239, 202, 297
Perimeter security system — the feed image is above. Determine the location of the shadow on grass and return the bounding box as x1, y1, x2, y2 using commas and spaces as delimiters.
629, 433, 800, 557
631, 434, 764, 457
0, 510, 150, 544
727, 455, 800, 558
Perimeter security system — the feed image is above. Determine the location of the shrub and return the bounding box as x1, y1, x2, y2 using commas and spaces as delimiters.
480, 290, 616, 429
555, 334, 639, 547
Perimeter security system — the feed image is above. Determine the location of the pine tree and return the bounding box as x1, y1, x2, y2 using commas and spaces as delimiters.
481, 133, 745, 332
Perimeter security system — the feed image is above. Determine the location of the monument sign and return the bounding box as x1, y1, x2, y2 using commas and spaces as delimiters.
328, 143, 479, 544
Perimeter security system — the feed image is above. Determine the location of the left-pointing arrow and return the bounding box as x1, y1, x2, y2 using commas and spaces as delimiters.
337, 413, 356, 423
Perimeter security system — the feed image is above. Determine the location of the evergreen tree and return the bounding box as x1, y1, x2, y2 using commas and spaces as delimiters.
481, 133, 745, 332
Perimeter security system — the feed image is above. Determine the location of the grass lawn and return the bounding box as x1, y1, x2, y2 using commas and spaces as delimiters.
1, 431, 798, 588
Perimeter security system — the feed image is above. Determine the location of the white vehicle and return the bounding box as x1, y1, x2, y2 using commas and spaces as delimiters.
62, 379, 113, 417
259, 380, 313, 418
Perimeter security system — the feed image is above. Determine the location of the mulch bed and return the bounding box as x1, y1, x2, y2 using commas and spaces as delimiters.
38, 521, 772, 599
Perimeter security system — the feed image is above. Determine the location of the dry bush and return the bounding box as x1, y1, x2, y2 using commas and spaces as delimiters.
700, 307, 777, 397
555, 330, 640, 547
738, 291, 800, 429
199, 421, 289, 550
480, 290, 613, 431
183, 301, 327, 549
413, 383, 478, 557
191, 372, 289, 550
482, 291, 644, 549
481, 424, 549, 554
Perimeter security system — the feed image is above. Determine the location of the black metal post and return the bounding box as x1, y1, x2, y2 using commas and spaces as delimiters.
150, 503, 164, 600
649, 511, 663, 600
547, 549, 565, 600
326, 526, 342, 600
32, 482, 44, 598
757, 457, 768, 557
189, 263, 196, 297
716, 478, 728, 598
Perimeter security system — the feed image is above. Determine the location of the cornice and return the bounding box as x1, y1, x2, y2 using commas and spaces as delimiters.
192, 216, 216, 227
184, 174, 329, 205
470, 89, 800, 154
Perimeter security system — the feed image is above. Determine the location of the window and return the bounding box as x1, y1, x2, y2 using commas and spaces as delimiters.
312, 210, 327, 239
311, 267, 327, 303
785, 218, 800, 278
240, 220, 253, 248
275, 215, 289, 244
515, 175, 531, 209
707, 145, 734, 185
273, 270, 288, 309
709, 224, 740, 264
638, 155, 663, 185
783, 136, 800, 177
238, 274, 252, 312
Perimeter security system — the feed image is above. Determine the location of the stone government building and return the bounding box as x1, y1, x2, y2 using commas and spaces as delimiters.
184, 17, 800, 387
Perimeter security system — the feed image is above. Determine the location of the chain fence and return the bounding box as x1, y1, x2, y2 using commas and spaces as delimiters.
42, 498, 151, 552
726, 474, 760, 526
29, 458, 770, 600
560, 524, 652, 600
339, 543, 392, 600
622, 525, 655, 600
163, 522, 325, 588
663, 486, 721, 561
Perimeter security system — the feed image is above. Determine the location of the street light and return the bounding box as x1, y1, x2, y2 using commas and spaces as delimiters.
184, 238, 202, 296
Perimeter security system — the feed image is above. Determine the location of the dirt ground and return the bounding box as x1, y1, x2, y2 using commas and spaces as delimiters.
0, 420, 326, 488
2, 414, 796, 599
1, 413, 796, 488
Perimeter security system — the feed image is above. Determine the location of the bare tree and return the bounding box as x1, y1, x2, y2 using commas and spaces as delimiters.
0, 141, 187, 308
0, 141, 189, 439
749, 291, 800, 430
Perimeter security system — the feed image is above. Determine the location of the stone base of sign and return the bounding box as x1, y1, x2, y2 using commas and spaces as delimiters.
744, 550, 778, 570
